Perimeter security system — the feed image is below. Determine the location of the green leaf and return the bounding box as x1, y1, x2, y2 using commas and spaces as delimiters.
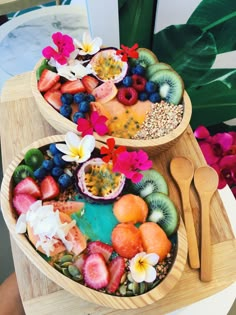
188, 70, 236, 128
118, 0, 156, 48
187, 0, 236, 53
152, 24, 217, 89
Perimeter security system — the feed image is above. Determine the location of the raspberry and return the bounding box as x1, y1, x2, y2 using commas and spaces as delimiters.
131, 74, 147, 92
117, 87, 138, 106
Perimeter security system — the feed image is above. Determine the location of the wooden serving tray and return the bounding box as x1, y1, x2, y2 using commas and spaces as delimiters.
0, 72, 236, 315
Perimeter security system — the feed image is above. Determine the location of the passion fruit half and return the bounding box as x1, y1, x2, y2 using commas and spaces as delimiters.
88, 48, 128, 83
76, 158, 126, 203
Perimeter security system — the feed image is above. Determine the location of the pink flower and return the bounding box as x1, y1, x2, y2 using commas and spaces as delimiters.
42, 32, 75, 65
77, 111, 108, 137
194, 125, 236, 196
113, 150, 152, 183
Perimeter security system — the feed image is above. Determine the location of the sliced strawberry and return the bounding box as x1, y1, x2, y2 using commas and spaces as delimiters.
73, 253, 87, 273
13, 193, 37, 215
106, 256, 125, 293
44, 89, 63, 111
14, 177, 41, 198
38, 69, 60, 92
83, 253, 109, 289
61, 79, 86, 94
81, 75, 99, 93
87, 241, 113, 262
49, 82, 62, 91
40, 175, 60, 201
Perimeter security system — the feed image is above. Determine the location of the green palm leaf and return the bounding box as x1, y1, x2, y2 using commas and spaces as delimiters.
152, 24, 217, 89
187, 0, 236, 53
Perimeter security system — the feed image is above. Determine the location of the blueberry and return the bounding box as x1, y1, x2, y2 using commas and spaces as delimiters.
122, 76, 133, 87
149, 92, 161, 103
60, 105, 72, 118
53, 153, 67, 167
146, 81, 157, 94
42, 159, 54, 171
58, 173, 72, 189
74, 93, 86, 104
79, 101, 90, 113
72, 111, 85, 123
61, 93, 73, 105
49, 143, 60, 156
132, 64, 145, 76
51, 166, 64, 178
85, 94, 96, 102
34, 167, 47, 180
138, 92, 149, 101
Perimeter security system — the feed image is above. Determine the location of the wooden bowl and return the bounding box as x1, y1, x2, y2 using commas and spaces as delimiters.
1, 135, 188, 309
31, 61, 192, 156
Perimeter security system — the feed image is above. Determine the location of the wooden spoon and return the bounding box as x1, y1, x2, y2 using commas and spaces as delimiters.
194, 166, 218, 282
170, 157, 200, 269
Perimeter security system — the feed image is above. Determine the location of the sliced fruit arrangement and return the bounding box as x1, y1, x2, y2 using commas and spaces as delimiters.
13, 136, 179, 297
37, 35, 185, 139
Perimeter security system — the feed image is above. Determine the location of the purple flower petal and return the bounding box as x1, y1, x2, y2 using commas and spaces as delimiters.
94, 123, 108, 136
212, 133, 233, 152
199, 142, 219, 165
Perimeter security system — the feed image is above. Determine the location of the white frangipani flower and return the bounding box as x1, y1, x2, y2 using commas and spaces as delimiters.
56, 132, 95, 163
74, 32, 102, 56
129, 252, 159, 283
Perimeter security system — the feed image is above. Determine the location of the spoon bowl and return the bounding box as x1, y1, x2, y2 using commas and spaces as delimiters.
194, 166, 218, 282
170, 157, 200, 269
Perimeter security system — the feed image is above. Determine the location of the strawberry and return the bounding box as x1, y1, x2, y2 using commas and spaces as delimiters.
73, 253, 87, 273
13, 193, 37, 215
106, 256, 125, 293
38, 69, 60, 92
44, 89, 63, 111
81, 75, 99, 93
14, 177, 41, 198
87, 241, 113, 262
40, 175, 60, 201
83, 253, 109, 289
117, 87, 138, 106
61, 79, 86, 94
49, 82, 62, 91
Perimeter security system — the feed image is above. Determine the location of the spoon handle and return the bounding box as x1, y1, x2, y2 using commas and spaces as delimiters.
181, 188, 200, 269
200, 197, 211, 282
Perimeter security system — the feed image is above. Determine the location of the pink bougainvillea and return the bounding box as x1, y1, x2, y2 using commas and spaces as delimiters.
194, 125, 236, 198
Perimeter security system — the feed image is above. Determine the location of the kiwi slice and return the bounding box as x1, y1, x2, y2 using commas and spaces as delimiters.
146, 62, 172, 80
149, 69, 184, 105
131, 48, 158, 68
129, 169, 168, 198
13, 164, 34, 184
145, 192, 179, 236
24, 148, 44, 171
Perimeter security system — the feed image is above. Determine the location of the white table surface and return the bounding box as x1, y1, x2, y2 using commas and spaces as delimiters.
0, 2, 235, 314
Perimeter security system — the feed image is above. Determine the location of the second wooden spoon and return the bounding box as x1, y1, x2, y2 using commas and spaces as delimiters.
170, 156, 200, 269
194, 165, 218, 282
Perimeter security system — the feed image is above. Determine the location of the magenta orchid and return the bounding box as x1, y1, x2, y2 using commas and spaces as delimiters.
42, 32, 75, 65
77, 111, 108, 137
194, 125, 236, 197
112, 150, 153, 183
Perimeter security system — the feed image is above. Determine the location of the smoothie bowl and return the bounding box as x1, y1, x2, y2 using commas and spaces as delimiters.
1, 133, 187, 309
31, 32, 192, 156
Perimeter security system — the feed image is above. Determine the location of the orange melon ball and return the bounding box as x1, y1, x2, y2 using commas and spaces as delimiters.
139, 222, 172, 261
111, 223, 143, 259
113, 194, 148, 224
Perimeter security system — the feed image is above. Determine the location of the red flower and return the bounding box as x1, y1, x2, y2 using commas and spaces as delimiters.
116, 43, 139, 62
100, 138, 126, 164
77, 111, 108, 137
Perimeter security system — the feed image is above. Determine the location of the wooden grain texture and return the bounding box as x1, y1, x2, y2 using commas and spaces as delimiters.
31, 63, 192, 156
0, 73, 236, 314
